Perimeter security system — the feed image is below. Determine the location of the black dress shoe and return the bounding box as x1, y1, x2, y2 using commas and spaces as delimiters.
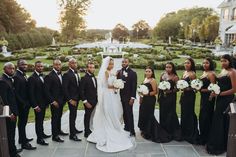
15, 154, 21, 157
59, 131, 69, 136
37, 139, 49, 146
69, 135, 81, 141
22, 143, 37, 150
16, 148, 23, 153
84, 132, 91, 138
75, 129, 83, 134
130, 132, 136, 137
42, 134, 51, 139
52, 136, 64, 143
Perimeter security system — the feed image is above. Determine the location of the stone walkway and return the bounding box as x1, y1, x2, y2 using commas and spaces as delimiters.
16, 101, 226, 157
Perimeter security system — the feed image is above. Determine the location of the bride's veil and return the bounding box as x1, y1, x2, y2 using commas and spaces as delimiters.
89, 56, 112, 143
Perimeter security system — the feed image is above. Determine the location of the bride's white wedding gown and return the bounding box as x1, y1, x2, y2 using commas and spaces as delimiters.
87, 57, 134, 153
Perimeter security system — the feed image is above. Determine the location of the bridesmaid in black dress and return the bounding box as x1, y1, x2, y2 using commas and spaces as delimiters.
206, 54, 236, 155
158, 62, 182, 141
180, 58, 200, 144
199, 58, 216, 145
138, 66, 172, 143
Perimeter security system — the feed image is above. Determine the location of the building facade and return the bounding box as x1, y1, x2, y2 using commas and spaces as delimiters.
218, 0, 236, 46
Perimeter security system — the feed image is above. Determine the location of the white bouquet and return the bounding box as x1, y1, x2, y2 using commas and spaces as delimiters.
191, 79, 203, 91
208, 83, 220, 95
113, 79, 124, 89
158, 81, 171, 91
176, 80, 189, 91
137, 85, 149, 96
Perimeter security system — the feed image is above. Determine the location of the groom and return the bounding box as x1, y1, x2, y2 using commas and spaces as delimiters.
80, 63, 98, 138
118, 58, 137, 136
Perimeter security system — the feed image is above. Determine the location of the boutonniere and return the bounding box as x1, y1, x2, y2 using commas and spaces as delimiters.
123, 71, 128, 77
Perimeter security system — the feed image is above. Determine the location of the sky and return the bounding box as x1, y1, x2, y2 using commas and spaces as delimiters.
16, 0, 223, 31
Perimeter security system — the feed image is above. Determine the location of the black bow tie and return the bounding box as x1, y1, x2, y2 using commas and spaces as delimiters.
39, 73, 43, 77
122, 67, 128, 71
74, 70, 78, 74
57, 71, 62, 75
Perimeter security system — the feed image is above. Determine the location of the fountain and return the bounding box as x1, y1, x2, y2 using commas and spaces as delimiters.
51, 37, 56, 46
74, 32, 152, 58
1, 39, 12, 57
74, 32, 152, 70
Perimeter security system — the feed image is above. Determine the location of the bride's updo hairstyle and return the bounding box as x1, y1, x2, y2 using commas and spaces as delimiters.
107, 57, 114, 70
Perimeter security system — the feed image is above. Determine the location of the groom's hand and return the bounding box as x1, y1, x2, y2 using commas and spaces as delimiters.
129, 99, 134, 106
85, 102, 92, 109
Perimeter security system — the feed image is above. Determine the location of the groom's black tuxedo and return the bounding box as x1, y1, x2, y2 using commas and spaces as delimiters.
44, 69, 65, 137
117, 67, 137, 135
80, 72, 98, 136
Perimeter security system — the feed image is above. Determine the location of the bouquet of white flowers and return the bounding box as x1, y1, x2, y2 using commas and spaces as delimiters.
176, 80, 189, 91
158, 81, 171, 90
191, 79, 203, 91
113, 79, 124, 89
208, 83, 221, 101
137, 85, 149, 96
208, 83, 221, 95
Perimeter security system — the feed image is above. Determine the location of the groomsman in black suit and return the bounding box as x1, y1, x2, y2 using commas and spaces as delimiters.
63, 58, 82, 141
28, 61, 51, 146
13, 59, 36, 150
80, 63, 98, 137
117, 58, 137, 136
44, 59, 67, 143
0, 62, 20, 157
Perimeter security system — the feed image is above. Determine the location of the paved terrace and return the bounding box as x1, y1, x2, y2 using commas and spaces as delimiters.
16, 102, 226, 157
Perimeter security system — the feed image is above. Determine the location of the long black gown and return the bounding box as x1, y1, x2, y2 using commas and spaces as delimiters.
159, 80, 182, 141
206, 76, 234, 155
180, 77, 199, 144
199, 77, 215, 145
138, 82, 172, 143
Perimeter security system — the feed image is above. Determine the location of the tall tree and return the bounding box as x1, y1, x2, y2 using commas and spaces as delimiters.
112, 23, 129, 41
188, 17, 201, 42
0, 0, 35, 33
58, 0, 90, 42
200, 15, 219, 43
132, 20, 151, 39
153, 12, 180, 41
152, 7, 216, 42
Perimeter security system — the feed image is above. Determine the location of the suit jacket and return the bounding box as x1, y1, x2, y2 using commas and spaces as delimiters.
28, 72, 48, 108
117, 67, 137, 101
62, 69, 81, 102
80, 73, 98, 106
44, 70, 64, 105
0, 74, 18, 115
13, 70, 30, 108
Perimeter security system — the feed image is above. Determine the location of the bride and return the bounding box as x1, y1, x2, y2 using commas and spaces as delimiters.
87, 56, 135, 152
